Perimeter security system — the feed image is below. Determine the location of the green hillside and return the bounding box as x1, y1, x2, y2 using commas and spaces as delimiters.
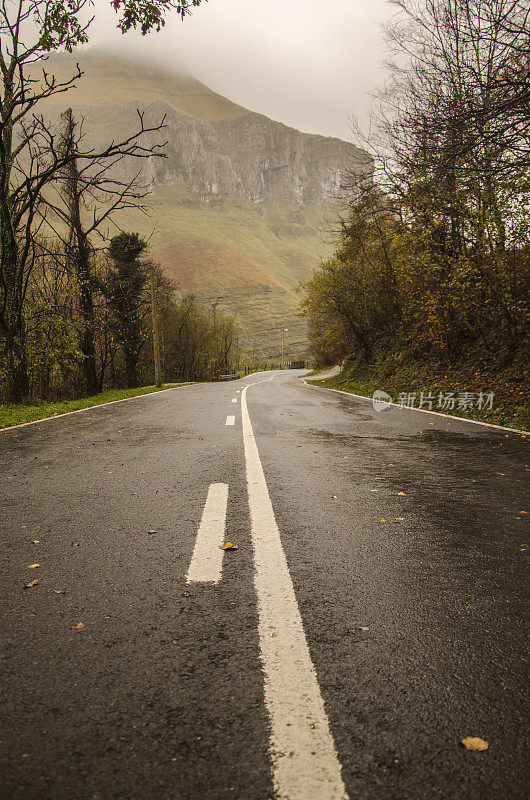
116, 184, 335, 357
32, 51, 248, 121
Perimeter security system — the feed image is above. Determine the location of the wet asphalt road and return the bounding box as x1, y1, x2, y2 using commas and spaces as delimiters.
0, 370, 528, 800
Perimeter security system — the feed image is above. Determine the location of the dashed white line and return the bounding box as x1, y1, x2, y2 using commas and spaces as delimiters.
225, 415, 235, 426
241, 381, 349, 800
186, 483, 229, 583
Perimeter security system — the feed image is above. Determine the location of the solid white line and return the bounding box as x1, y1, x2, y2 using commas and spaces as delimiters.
242, 381, 348, 800
225, 415, 235, 426
302, 380, 528, 435
186, 483, 229, 583
0, 385, 196, 433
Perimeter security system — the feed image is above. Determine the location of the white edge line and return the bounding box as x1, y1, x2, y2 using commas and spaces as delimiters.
302, 380, 529, 436
0, 384, 196, 432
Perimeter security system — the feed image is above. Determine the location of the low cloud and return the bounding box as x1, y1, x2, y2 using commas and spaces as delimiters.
87, 0, 392, 140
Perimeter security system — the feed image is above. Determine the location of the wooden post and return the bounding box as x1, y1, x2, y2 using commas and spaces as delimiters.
150, 266, 162, 388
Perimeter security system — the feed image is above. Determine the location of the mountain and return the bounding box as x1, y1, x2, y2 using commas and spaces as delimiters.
35, 52, 371, 359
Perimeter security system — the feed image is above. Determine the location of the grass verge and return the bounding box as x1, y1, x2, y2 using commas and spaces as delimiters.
308, 358, 530, 433
0, 385, 190, 429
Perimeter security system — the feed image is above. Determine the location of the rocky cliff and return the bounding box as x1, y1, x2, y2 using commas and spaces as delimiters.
37, 53, 371, 357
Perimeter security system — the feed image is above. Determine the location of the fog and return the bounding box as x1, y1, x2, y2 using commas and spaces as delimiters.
87, 0, 393, 140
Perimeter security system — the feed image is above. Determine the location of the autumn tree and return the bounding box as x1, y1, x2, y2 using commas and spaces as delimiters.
0, 0, 205, 401
106, 232, 149, 388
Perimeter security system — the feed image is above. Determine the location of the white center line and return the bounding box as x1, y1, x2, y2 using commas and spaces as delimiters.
225, 415, 235, 426
241, 382, 349, 800
186, 483, 229, 583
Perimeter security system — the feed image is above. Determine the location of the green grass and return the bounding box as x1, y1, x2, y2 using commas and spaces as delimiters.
0, 385, 190, 429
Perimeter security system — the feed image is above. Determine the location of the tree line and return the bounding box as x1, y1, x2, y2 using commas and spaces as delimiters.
301, 0, 529, 370
23, 230, 239, 400
0, 0, 229, 403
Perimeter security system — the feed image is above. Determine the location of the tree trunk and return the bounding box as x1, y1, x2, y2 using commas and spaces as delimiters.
1, 233, 30, 402
4, 324, 30, 402
61, 110, 98, 397
124, 354, 138, 388
78, 265, 98, 395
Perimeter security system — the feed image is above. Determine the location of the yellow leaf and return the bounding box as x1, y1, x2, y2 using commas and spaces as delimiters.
31, 540, 39, 544
461, 737, 489, 751
27, 563, 39, 569
358, 626, 370, 631
220, 542, 238, 550
71, 621, 84, 630
23, 579, 40, 588
380, 518, 387, 522
53, 588, 66, 594
397, 491, 406, 495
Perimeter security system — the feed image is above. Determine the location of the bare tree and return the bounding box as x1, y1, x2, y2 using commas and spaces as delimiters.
0, 1, 170, 399
1, 0, 206, 401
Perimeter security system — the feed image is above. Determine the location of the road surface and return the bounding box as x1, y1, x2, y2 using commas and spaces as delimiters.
1, 370, 528, 799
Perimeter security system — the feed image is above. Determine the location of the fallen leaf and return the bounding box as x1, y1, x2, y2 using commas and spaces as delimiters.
380, 518, 387, 523
520, 544, 528, 551
343, 456, 349, 459
461, 737, 489, 751
53, 588, 66, 594
394, 517, 405, 522
71, 621, 84, 630
370, 489, 379, 492
219, 542, 238, 550
147, 530, 158, 535
23, 579, 40, 588
397, 491, 406, 495
27, 563, 39, 569
358, 626, 370, 631
519, 511, 527, 514
31, 539, 39, 544
130, 492, 138, 496
71, 542, 80, 547
331, 495, 338, 499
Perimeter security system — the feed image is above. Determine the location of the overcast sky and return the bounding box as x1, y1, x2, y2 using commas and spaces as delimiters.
88, 0, 393, 141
